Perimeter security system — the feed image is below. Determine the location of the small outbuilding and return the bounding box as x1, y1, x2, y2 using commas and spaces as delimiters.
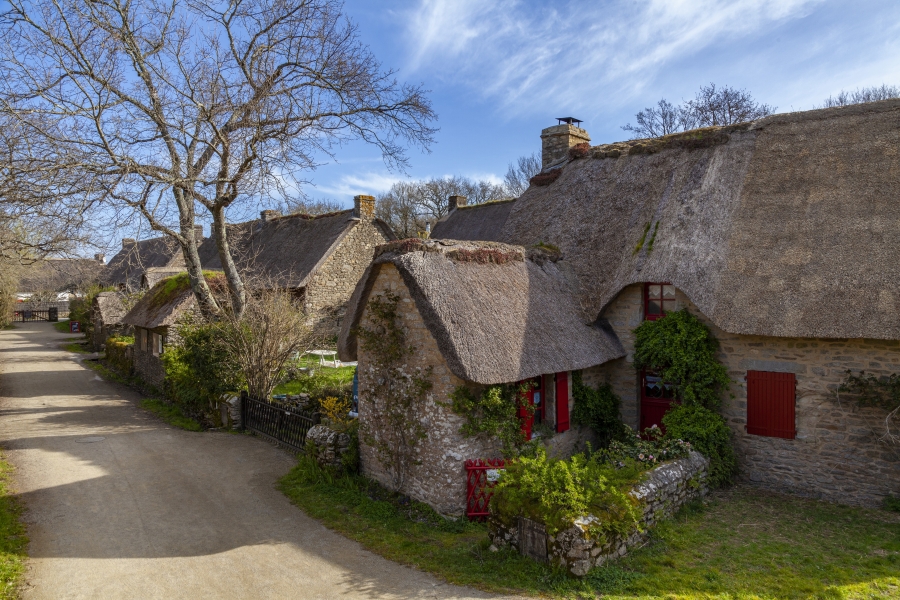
90, 292, 130, 351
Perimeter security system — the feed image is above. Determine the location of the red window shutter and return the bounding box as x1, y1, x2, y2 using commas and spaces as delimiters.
746, 370, 796, 439
556, 372, 570, 433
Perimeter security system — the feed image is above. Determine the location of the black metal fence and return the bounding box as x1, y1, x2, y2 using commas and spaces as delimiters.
14, 302, 70, 322
241, 392, 320, 453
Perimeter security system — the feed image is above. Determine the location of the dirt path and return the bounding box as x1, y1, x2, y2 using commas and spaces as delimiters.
0, 322, 506, 600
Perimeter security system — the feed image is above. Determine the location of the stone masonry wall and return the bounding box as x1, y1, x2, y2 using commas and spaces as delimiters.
356, 263, 502, 516
132, 327, 166, 389
490, 451, 709, 576
306, 219, 392, 336
591, 284, 900, 507
540, 124, 591, 169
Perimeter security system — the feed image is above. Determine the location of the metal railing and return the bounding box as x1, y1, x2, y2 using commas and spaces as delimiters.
241, 392, 320, 453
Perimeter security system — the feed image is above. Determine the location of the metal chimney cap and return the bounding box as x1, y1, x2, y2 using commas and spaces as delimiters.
556, 117, 583, 126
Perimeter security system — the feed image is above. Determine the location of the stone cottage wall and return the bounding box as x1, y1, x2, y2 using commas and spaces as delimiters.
490, 451, 709, 576
306, 220, 392, 335
356, 263, 502, 516
589, 284, 900, 507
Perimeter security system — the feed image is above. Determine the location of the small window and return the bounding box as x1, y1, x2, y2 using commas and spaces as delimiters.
746, 371, 796, 439
644, 283, 676, 321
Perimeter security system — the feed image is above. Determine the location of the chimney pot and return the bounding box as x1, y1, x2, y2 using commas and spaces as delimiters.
194, 224, 204, 239
448, 195, 467, 212
540, 121, 590, 169
354, 195, 375, 220
122, 238, 136, 249
260, 209, 280, 222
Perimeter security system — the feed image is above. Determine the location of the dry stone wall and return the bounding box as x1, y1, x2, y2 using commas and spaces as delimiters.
591, 284, 900, 507
306, 219, 392, 335
132, 327, 166, 388
489, 451, 709, 576
356, 264, 502, 515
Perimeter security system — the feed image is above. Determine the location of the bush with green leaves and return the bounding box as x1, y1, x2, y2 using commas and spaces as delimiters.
633, 308, 730, 409
600, 425, 692, 467
162, 318, 243, 423
490, 447, 640, 539
662, 403, 736, 486
448, 382, 534, 458
571, 371, 630, 447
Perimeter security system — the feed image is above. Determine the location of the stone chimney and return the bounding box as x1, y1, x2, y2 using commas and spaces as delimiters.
260, 209, 281, 222
122, 238, 136, 249
94, 253, 105, 263
540, 119, 590, 169
354, 195, 375, 220
194, 224, 204, 239
448, 195, 467, 212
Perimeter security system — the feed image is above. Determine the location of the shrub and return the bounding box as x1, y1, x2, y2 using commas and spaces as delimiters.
600, 426, 691, 467
633, 308, 730, 410
570, 372, 629, 448
491, 448, 640, 540
662, 403, 736, 486
448, 382, 534, 458
884, 495, 900, 513
568, 142, 591, 160
320, 396, 352, 429
105, 335, 134, 375
529, 169, 562, 187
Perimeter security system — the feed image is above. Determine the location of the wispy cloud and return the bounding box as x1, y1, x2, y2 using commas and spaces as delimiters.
314, 172, 405, 198
404, 0, 823, 116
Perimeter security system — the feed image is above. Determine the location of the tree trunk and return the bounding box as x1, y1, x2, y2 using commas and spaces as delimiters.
212, 205, 246, 319
175, 190, 221, 321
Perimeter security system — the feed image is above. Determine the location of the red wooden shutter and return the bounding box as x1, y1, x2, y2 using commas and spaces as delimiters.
555, 372, 570, 433
746, 370, 796, 439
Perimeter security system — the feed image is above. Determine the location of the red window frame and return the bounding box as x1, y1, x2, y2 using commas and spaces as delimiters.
746, 370, 796, 439
644, 282, 676, 321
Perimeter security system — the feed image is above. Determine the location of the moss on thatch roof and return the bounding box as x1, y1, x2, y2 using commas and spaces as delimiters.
497, 98, 900, 340
122, 271, 224, 329
339, 239, 624, 385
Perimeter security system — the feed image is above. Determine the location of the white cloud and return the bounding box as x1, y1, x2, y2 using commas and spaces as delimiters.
315, 171, 405, 198
404, 0, 823, 116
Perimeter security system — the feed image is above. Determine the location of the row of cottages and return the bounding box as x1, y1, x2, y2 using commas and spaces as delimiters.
121, 196, 393, 386
15, 255, 106, 301
340, 99, 900, 514
100, 229, 192, 291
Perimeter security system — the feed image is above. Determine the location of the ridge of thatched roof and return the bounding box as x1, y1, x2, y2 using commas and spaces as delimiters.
142, 267, 186, 289
430, 199, 517, 242
17, 258, 102, 294
339, 239, 625, 385
102, 236, 183, 291
122, 272, 224, 330
93, 291, 128, 325
496, 98, 900, 340
198, 210, 396, 288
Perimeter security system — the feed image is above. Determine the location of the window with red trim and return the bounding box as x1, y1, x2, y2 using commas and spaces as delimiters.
746, 370, 796, 439
644, 283, 676, 321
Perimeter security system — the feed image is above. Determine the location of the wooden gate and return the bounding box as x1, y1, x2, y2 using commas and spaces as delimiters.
241, 393, 320, 452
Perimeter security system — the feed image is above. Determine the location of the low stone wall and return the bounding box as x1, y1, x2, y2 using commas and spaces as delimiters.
307, 424, 352, 470
489, 451, 709, 576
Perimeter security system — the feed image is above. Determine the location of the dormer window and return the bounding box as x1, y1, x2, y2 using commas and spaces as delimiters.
644, 283, 676, 321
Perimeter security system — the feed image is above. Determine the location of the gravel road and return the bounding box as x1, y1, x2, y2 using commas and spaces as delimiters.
0, 322, 506, 600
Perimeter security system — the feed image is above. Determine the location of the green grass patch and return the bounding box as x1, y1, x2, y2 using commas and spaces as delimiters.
62, 342, 90, 354
274, 361, 354, 396
0, 450, 27, 599
139, 399, 203, 432
52, 320, 72, 333
279, 461, 900, 599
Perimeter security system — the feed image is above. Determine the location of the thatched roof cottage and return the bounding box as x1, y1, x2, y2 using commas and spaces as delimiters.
101, 231, 194, 292
430, 195, 516, 242
199, 195, 395, 333
16, 256, 105, 300
341, 99, 900, 513
90, 291, 130, 352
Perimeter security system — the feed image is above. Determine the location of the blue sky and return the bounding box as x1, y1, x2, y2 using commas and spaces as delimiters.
302, 0, 900, 206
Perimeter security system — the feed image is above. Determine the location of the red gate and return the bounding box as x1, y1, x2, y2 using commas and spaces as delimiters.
465, 458, 506, 520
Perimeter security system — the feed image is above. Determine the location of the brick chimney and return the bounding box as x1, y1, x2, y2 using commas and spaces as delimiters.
448, 195, 467, 212
540, 119, 590, 169
260, 209, 281, 222
354, 195, 375, 220
122, 238, 136, 249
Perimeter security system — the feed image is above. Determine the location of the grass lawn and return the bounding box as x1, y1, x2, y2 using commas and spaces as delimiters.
52, 320, 72, 333
0, 451, 27, 599
279, 459, 900, 600
273, 358, 354, 396
62, 342, 90, 354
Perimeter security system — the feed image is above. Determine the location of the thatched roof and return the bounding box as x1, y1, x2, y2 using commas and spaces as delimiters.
17, 258, 102, 294
122, 272, 223, 330
142, 267, 186, 289
430, 199, 516, 242
102, 236, 183, 291
339, 239, 625, 385
494, 99, 900, 340
93, 292, 128, 325
198, 211, 395, 289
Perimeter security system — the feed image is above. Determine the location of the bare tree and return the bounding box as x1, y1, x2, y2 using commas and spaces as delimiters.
821, 84, 900, 108
283, 198, 343, 216
503, 153, 541, 197
623, 84, 775, 138
376, 181, 421, 239
0, 0, 436, 320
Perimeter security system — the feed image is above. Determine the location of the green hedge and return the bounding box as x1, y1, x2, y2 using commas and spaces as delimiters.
105, 336, 133, 375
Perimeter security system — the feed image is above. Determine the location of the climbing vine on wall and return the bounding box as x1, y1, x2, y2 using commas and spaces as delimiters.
838, 371, 900, 448
355, 291, 433, 491
448, 381, 534, 458
633, 308, 730, 409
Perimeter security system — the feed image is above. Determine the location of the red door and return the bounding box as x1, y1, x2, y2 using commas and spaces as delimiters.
640, 370, 675, 433
518, 376, 544, 439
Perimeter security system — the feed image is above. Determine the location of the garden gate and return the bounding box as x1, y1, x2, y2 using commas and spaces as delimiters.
241, 392, 320, 453
465, 458, 506, 520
